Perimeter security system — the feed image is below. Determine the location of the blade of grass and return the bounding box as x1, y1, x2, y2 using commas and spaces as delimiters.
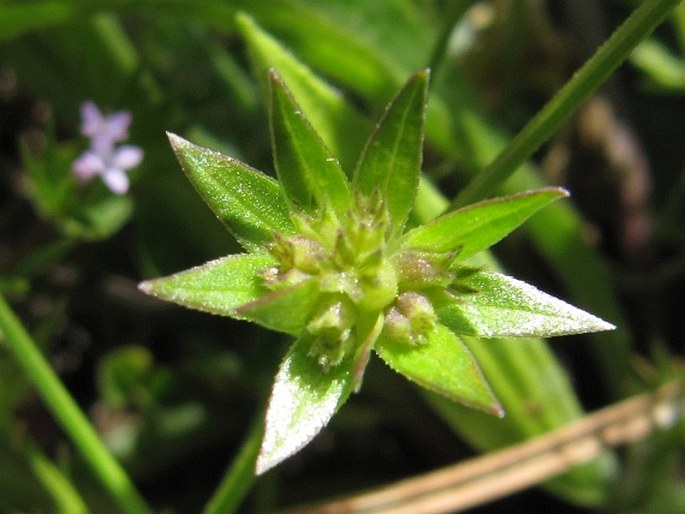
0, 294, 153, 514
452, 0, 683, 208
203, 419, 263, 514
26, 442, 89, 514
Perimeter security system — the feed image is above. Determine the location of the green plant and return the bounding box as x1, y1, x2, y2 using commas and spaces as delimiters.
2, 1, 683, 512
139, 68, 613, 474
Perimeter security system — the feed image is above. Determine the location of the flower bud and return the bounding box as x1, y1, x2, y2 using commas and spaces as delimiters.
384, 291, 436, 345
306, 296, 355, 370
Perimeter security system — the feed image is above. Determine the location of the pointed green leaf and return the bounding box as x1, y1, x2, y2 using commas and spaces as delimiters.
236, 13, 368, 171
354, 69, 429, 236
256, 336, 356, 474
400, 188, 568, 260
236, 278, 321, 335
268, 70, 352, 218
138, 254, 275, 317
375, 324, 502, 415
439, 272, 616, 338
168, 133, 294, 253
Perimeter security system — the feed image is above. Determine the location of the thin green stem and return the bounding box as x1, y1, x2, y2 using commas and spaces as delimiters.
426, 0, 477, 77
451, 0, 682, 209
0, 293, 153, 514
672, 1, 685, 53
203, 418, 263, 514
26, 441, 89, 514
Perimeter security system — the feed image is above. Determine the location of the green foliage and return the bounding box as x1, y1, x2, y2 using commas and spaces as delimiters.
168, 133, 294, 253
1, 1, 684, 513
140, 69, 613, 474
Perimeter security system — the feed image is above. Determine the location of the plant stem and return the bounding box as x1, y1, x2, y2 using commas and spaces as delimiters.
0, 293, 153, 514
452, 0, 682, 209
203, 418, 263, 514
426, 0, 477, 77
26, 441, 89, 514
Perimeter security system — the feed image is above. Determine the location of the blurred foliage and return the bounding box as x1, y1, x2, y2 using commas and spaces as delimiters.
1, 0, 684, 512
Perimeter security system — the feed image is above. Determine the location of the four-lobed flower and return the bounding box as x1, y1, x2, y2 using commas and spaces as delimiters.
138, 69, 614, 474
72, 101, 143, 194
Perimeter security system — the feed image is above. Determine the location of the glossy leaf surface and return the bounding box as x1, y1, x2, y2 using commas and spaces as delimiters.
236, 13, 369, 171
268, 70, 352, 218
138, 254, 275, 317
168, 133, 294, 253
353, 69, 429, 236
375, 324, 502, 415
256, 336, 356, 474
236, 279, 321, 335
401, 188, 568, 260
440, 272, 616, 338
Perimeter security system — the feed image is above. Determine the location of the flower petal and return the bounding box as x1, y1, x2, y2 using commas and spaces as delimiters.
111, 145, 144, 170
104, 111, 132, 142
72, 151, 105, 180
102, 168, 130, 194
80, 101, 104, 137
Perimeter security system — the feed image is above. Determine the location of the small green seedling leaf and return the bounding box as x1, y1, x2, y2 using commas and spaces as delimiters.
256, 335, 357, 474
268, 70, 352, 218
353, 69, 429, 236
168, 133, 294, 252
138, 254, 275, 317
375, 324, 503, 416
236, 279, 321, 335
400, 188, 568, 260
439, 271, 616, 338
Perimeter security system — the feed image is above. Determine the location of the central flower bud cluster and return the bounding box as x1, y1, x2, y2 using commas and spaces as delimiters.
263, 194, 466, 370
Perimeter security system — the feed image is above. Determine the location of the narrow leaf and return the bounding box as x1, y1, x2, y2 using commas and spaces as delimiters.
168, 133, 294, 253
268, 70, 352, 218
375, 324, 502, 415
439, 272, 616, 338
353, 69, 429, 236
256, 336, 356, 474
400, 188, 568, 260
138, 254, 275, 317
236, 12, 368, 171
236, 278, 321, 335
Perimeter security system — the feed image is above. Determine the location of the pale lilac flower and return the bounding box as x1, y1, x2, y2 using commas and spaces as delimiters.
72, 101, 143, 194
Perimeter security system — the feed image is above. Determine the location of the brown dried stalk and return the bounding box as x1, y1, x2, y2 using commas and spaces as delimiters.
281, 380, 684, 514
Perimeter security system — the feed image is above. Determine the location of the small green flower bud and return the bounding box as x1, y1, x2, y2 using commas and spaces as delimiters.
384, 291, 436, 345
384, 306, 413, 343
393, 250, 456, 289
268, 234, 325, 275
357, 263, 398, 311
306, 296, 355, 370
397, 292, 436, 336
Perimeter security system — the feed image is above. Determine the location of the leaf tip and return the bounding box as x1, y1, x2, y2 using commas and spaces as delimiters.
234, 10, 254, 29
552, 186, 571, 199
414, 67, 430, 80
137, 280, 154, 296
593, 318, 617, 333
166, 131, 190, 158
255, 446, 282, 475
491, 402, 506, 418
254, 453, 271, 476
267, 67, 283, 87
